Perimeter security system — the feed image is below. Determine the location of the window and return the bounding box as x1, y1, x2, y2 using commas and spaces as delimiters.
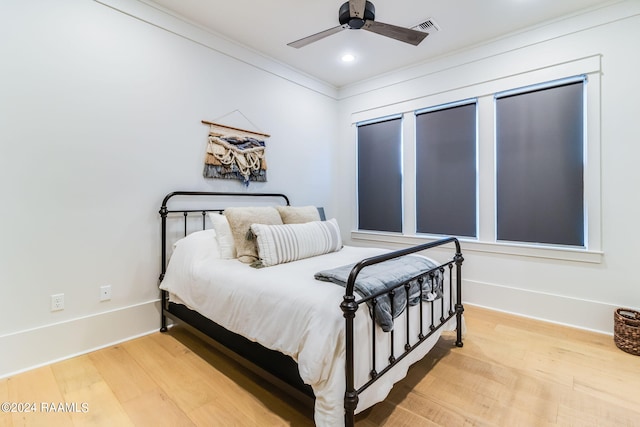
357, 117, 403, 233
495, 78, 585, 247
415, 101, 477, 237
351, 57, 601, 262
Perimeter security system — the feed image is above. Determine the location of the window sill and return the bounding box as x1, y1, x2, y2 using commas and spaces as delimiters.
350, 231, 603, 264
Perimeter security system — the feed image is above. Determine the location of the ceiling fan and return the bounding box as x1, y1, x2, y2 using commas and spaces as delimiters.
287, 0, 428, 48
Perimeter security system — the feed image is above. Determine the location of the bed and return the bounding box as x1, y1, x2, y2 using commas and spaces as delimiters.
158, 191, 464, 426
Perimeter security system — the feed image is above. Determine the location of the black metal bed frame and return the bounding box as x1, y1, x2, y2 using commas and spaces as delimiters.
158, 191, 464, 426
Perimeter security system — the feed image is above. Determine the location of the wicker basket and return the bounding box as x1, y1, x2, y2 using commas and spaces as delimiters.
614, 308, 640, 356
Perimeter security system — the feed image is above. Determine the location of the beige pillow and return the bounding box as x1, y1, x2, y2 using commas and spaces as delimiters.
276, 205, 321, 224
224, 206, 283, 263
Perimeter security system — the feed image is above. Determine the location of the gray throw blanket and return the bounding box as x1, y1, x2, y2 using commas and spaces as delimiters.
315, 255, 443, 332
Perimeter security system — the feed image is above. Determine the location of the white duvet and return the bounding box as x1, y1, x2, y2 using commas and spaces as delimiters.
159, 230, 457, 426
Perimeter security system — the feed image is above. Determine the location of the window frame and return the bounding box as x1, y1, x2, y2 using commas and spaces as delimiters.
355, 115, 404, 234
350, 56, 602, 264
494, 76, 586, 248
414, 99, 479, 239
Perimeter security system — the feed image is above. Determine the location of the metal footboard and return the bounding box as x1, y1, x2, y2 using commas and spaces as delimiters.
341, 237, 464, 426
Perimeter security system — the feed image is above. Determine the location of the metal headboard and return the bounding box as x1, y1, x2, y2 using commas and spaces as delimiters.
158, 190, 289, 282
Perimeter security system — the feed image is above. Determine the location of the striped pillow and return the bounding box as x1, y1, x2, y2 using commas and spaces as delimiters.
250, 218, 342, 267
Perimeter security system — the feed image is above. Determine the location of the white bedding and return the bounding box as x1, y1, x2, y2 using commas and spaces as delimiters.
159, 230, 457, 426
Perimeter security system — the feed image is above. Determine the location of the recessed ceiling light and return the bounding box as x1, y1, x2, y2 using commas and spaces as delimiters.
341, 53, 355, 63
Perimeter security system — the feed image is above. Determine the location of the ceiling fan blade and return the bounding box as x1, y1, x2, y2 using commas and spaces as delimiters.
363, 20, 428, 46
287, 25, 347, 48
349, 0, 366, 19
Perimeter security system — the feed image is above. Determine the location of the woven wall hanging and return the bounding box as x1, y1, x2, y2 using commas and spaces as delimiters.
202, 120, 269, 186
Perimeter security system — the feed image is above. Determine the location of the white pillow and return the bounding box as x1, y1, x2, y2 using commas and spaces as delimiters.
207, 212, 236, 259
161, 229, 220, 292
171, 229, 220, 257
250, 218, 343, 267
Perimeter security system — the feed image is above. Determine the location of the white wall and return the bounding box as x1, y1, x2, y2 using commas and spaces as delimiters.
0, 0, 337, 378
335, 1, 640, 334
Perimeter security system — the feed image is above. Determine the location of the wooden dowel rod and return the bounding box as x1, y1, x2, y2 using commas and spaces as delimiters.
201, 120, 270, 138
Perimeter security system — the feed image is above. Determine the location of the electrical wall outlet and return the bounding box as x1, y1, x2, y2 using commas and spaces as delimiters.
100, 285, 112, 301
51, 294, 64, 311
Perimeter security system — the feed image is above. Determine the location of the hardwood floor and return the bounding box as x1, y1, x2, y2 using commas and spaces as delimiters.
2, 305, 639, 426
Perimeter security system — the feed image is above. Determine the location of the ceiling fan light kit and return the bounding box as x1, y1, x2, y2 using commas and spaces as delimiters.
288, 0, 428, 48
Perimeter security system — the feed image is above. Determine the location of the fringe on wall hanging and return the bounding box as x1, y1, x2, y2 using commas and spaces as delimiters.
202, 120, 269, 186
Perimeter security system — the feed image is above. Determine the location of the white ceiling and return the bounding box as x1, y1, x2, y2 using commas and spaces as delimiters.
143, 0, 616, 88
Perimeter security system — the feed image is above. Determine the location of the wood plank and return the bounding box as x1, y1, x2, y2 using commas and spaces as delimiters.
50, 355, 133, 427
88, 344, 158, 403
557, 387, 640, 426
6, 366, 73, 427
119, 390, 195, 427
0, 378, 12, 427
356, 402, 440, 427
426, 352, 562, 423
120, 337, 222, 414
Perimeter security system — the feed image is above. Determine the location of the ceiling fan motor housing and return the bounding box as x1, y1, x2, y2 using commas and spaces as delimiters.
339, 1, 375, 29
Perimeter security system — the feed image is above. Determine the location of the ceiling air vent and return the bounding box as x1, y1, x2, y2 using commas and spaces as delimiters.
411, 18, 440, 34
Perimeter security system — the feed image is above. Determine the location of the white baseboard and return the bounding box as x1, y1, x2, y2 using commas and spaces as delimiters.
463, 279, 619, 335
0, 300, 161, 379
